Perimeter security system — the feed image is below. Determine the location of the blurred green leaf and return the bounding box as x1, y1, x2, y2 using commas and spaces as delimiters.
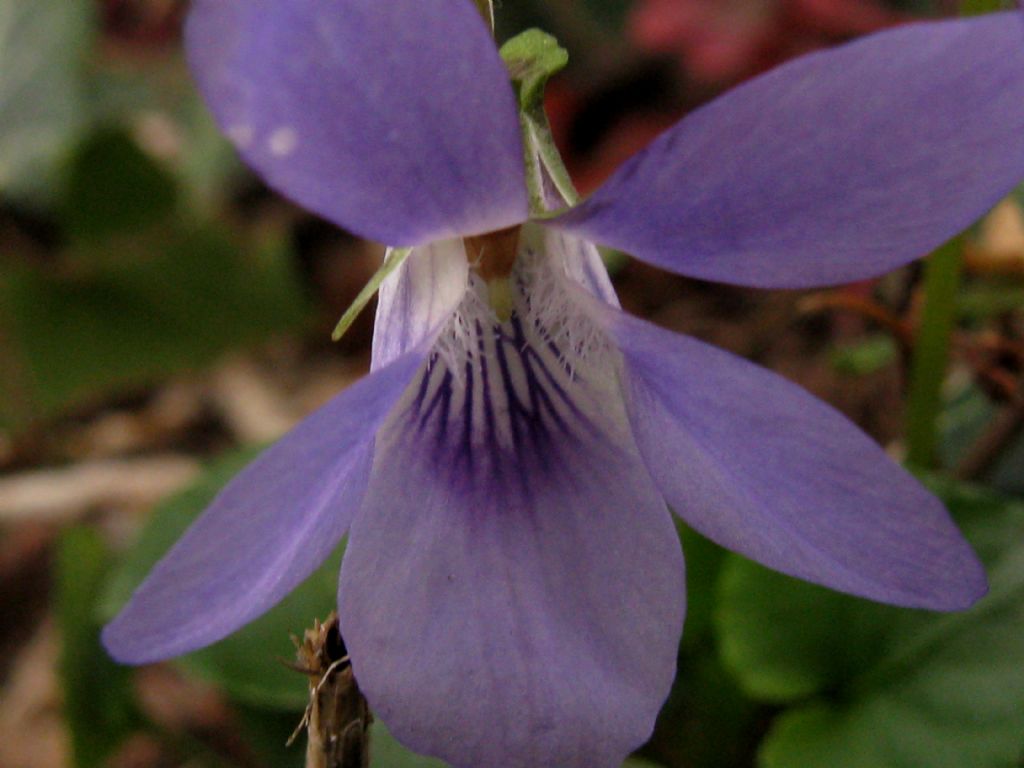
62, 127, 177, 241
239, 707, 451, 768
939, 381, 1024, 494
600, 247, 629, 276
678, 522, 728, 647
242, 705, 662, 768
58, 527, 138, 768
367, 722, 665, 767
716, 479, 1024, 768
938, 379, 996, 470
0, 0, 93, 201
176, 97, 245, 210
82, 58, 243, 211
581, 0, 632, 29
716, 563, 891, 703
828, 334, 898, 377
368, 722, 450, 767
650, 649, 760, 768
100, 446, 341, 710
643, 523, 759, 768
960, 0, 1012, 15
957, 282, 1024, 322
235, 704, 305, 768
989, 435, 1024, 496
0, 225, 307, 429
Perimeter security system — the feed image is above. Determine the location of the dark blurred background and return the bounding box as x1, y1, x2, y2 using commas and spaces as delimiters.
2, 1, 1023, 767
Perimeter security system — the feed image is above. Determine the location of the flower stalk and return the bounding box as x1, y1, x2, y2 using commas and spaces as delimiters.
905, 237, 963, 468
904, 0, 1006, 468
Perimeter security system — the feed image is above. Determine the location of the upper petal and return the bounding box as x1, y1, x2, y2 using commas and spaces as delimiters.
552, 13, 1024, 288
102, 351, 426, 664
338, 245, 684, 768
604, 307, 986, 610
186, 0, 528, 245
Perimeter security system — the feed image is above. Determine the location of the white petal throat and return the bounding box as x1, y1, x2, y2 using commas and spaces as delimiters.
386, 245, 629, 493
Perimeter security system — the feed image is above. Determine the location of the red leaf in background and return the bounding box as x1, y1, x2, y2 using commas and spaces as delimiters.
100, 0, 185, 47
630, 0, 904, 84
545, 78, 678, 196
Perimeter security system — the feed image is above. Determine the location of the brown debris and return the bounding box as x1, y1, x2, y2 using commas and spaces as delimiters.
0, 621, 70, 768
288, 613, 373, 768
0, 456, 201, 523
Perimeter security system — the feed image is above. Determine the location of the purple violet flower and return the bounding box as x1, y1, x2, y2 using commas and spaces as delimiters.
104, 1, 1024, 766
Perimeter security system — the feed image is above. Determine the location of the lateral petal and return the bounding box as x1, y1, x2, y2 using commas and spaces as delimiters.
607, 308, 986, 609
553, 13, 1024, 288
102, 352, 428, 664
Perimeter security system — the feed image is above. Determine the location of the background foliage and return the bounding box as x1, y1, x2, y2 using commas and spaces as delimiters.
2, 0, 1023, 766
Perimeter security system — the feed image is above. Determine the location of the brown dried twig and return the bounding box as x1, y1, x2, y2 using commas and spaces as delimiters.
287, 613, 373, 768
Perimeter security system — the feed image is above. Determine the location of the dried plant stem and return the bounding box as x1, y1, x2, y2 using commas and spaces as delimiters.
291, 615, 372, 768
0, 455, 200, 521
797, 292, 913, 349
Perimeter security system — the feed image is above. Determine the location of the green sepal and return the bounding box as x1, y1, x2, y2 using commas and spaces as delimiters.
499, 30, 578, 214
331, 246, 412, 342
500, 29, 569, 112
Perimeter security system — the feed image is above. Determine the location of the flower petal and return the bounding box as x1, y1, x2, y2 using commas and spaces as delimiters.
532, 224, 620, 307
372, 239, 469, 369
103, 351, 428, 664
606, 308, 986, 610
185, 0, 527, 245
339, 271, 683, 767
552, 13, 1024, 288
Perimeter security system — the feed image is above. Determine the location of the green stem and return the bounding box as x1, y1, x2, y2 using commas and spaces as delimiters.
903, 0, 1005, 465
905, 237, 963, 469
